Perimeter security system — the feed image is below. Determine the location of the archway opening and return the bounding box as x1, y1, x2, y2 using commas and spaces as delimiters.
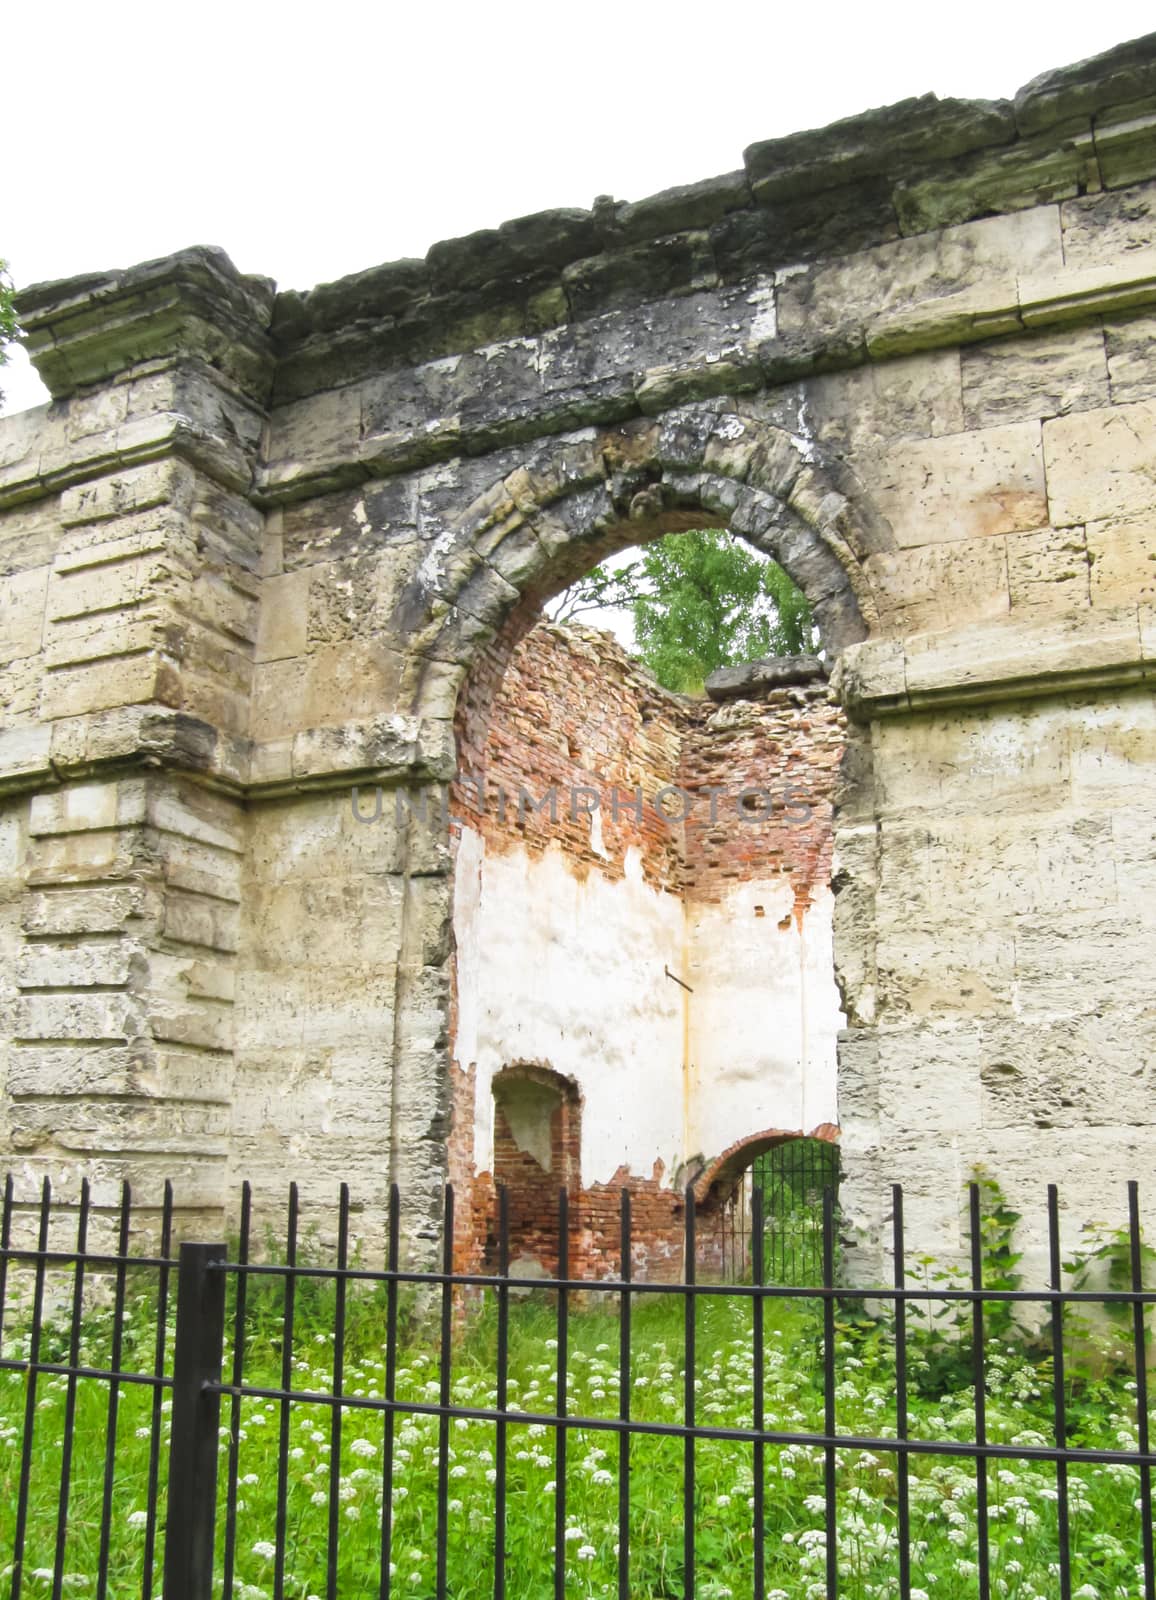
437, 432, 863, 1280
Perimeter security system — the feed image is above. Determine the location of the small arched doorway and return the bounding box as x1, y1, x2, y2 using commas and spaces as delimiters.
698, 1130, 841, 1284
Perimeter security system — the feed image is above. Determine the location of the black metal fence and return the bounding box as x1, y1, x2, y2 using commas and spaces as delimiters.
714, 1136, 842, 1283
1, 1172, 1155, 1600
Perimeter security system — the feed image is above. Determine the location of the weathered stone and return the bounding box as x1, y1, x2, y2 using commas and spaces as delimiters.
1013, 31, 1156, 136
744, 93, 1015, 202
1060, 178, 1156, 266
705, 654, 826, 700
960, 323, 1110, 428
894, 123, 1100, 234
1043, 399, 1156, 525
867, 420, 1047, 548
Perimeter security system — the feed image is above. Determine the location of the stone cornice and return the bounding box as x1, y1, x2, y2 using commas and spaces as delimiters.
16, 247, 276, 405
838, 607, 1156, 720
13, 35, 1156, 422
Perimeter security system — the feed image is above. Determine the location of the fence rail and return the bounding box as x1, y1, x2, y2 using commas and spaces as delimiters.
1, 1173, 1155, 1600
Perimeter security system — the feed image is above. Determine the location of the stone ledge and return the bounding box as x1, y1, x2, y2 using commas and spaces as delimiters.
16, 246, 276, 405
839, 607, 1152, 718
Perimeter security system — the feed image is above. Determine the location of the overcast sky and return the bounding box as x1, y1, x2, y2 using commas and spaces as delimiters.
3, 3, 1152, 415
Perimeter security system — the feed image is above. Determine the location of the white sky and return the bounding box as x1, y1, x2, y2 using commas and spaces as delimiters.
3, 1, 1150, 419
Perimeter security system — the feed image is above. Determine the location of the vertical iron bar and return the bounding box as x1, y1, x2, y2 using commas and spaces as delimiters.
51, 1178, 91, 1600
96, 1182, 132, 1600
162, 1243, 227, 1600
1129, 1182, 1155, 1600
494, 1185, 510, 1600
822, 1185, 838, 1600
684, 1182, 696, 1600
379, 1184, 400, 1600
1047, 1185, 1072, 1600
142, 1180, 173, 1600
892, 1185, 911, 1600
752, 1183, 765, 1600
327, 1184, 350, 1600
618, 1190, 632, 1600
553, 1188, 570, 1600
969, 1182, 992, 1600
435, 1185, 454, 1600
273, 1184, 299, 1600
222, 1180, 252, 1600
11, 1176, 52, 1600
0, 1173, 13, 1351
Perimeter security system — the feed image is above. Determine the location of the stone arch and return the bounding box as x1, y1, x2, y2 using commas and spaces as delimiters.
694, 1121, 841, 1208
396, 400, 887, 728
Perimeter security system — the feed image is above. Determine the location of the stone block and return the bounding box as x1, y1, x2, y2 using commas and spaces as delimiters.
1095, 101, 1156, 190
865, 537, 1009, 635
869, 420, 1047, 548
1105, 310, 1156, 405
40, 654, 163, 721
29, 779, 146, 836
1044, 400, 1156, 526
16, 940, 135, 989
0, 565, 48, 664
1006, 524, 1090, 612
59, 460, 189, 528
960, 323, 1109, 428
1087, 513, 1156, 605
12, 990, 144, 1042
877, 1024, 984, 1133
979, 1010, 1156, 1129
1060, 179, 1156, 267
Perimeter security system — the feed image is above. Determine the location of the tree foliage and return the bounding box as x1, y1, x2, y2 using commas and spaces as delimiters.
0, 260, 18, 407
551, 529, 815, 694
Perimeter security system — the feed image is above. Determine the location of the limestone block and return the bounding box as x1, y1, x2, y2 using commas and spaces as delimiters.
1060, 179, 1156, 268
877, 1024, 984, 1133
792, 349, 964, 456
1044, 400, 1156, 526
15, 940, 135, 989
1006, 524, 1090, 612
1095, 101, 1156, 190
251, 642, 405, 742
895, 811, 1116, 920
1086, 513, 1156, 605
900, 607, 1142, 705
868, 420, 1046, 548
0, 498, 63, 577
247, 790, 406, 884
5, 1044, 141, 1098
59, 460, 190, 529
40, 655, 163, 721
254, 569, 310, 663
871, 701, 1072, 815
161, 890, 239, 953
0, 565, 48, 664
30, 780, 147, 837
12, 990, 145, 1042
1105, 311, 1156, 405
159, 834, 241, 905
893, 125, 1100, 234
243, 874, 404, 971
1066, 693, 1156, 810
864, 537, 1009, 635
147, 781, 244, 854
979, 1010, 1156, 1129
45, 612, 165, 673
1013, 907, 1156, 1024
22, 882, 152, 937
875, 922, 1015, 1020
778, 206, 1062, 338
65, 384, 130, 442
960, 323, 1110, 428
149, 1000, 234, 1052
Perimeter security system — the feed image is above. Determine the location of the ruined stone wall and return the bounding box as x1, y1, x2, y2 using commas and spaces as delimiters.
447, 618, 844, 1276
2, 35, 1156, 1270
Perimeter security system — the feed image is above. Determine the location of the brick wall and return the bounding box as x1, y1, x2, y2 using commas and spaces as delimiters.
450, 617, 844, 1279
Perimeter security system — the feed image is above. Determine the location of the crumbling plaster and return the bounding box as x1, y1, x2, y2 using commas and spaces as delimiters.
1, 35, 1156, 1270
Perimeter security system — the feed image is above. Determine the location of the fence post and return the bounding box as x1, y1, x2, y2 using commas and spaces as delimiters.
163, 1242, 228, 1600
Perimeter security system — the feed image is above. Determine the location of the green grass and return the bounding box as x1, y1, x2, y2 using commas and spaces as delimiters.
1, 1266, 1153, 1599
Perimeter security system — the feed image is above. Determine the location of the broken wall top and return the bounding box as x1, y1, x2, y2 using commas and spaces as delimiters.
16, 32, 1156, 410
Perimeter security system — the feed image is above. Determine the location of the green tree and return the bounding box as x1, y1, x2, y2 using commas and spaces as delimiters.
0, 260, 18, 407
552, 530, 815, 694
